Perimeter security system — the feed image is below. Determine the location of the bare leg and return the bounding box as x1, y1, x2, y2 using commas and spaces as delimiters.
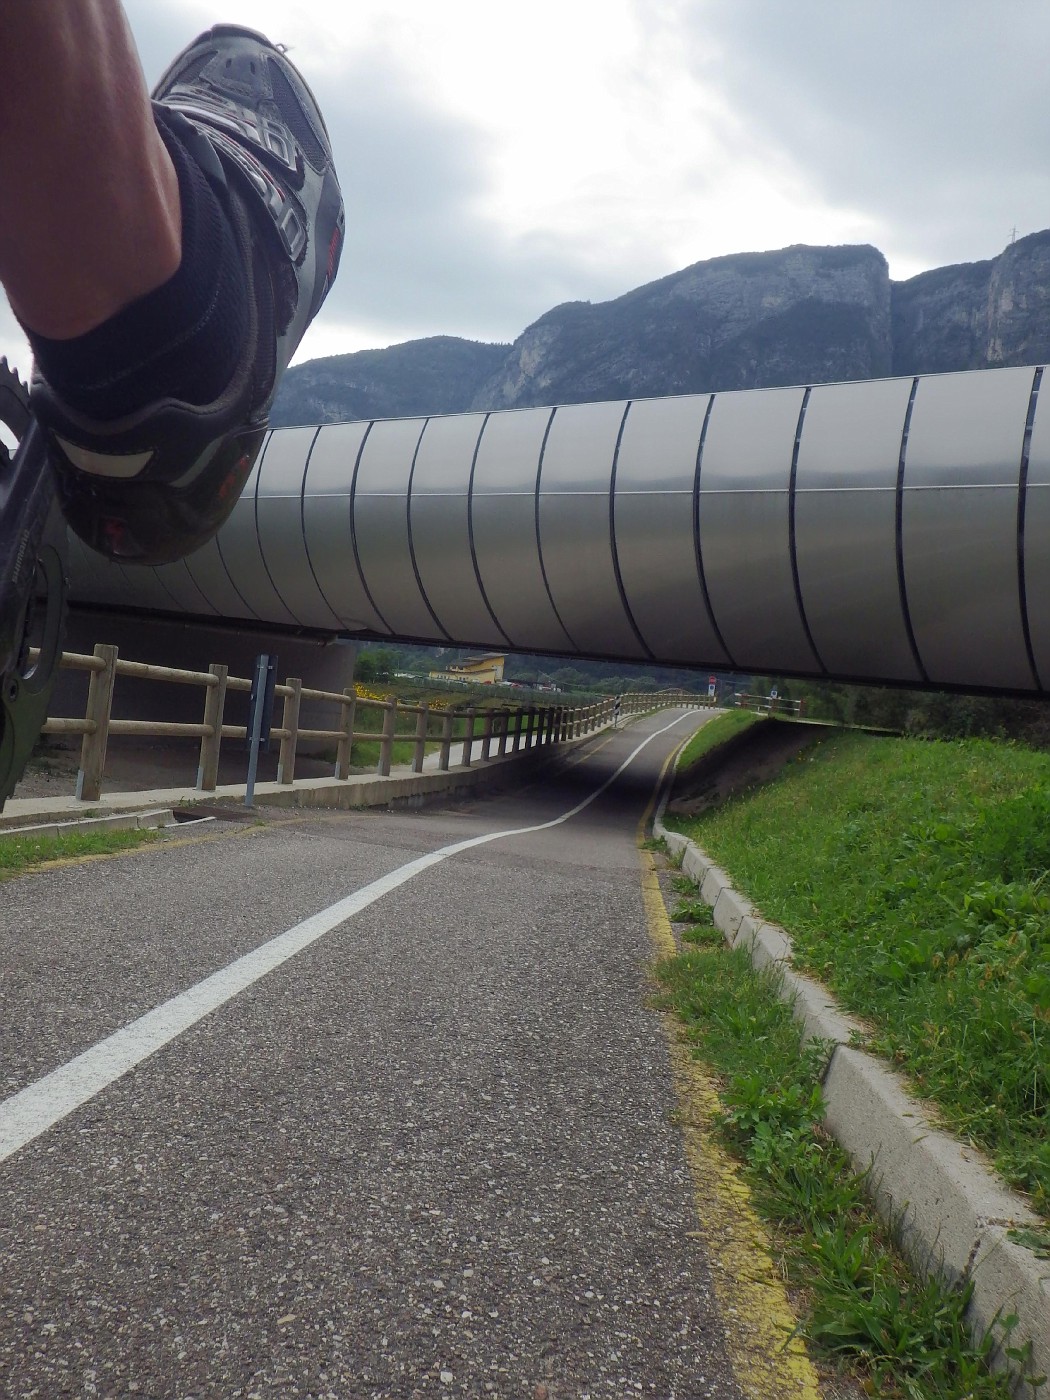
0, 1, 180, 340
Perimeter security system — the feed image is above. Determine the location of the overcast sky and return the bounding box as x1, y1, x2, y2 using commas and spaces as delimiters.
3, 0, 1049, 375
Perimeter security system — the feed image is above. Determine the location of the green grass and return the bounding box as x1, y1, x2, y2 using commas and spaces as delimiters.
674, 709, 759, 771
0, 827, 161, 881
665, 730, 1050, 1217
349, 738, 442, 768
348, 701, 450, 770
657, 938, 1042, 1397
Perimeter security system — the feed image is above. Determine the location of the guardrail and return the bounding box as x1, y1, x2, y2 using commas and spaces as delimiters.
34, 644, 703, 802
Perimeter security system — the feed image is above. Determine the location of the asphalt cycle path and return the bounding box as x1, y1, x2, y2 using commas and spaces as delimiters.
0, 709, 821, 1399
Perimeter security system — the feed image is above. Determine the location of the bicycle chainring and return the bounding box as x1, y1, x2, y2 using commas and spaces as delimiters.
0, 358, 68, 808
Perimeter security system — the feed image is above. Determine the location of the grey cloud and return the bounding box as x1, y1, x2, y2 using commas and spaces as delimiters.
127, 1, 641, 346
124, 2, 205, 88
319, 57, 643, 343
691, 0, 1050, 271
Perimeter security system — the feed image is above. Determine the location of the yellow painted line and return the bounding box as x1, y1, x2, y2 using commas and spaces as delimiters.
637, 748, 822, 1400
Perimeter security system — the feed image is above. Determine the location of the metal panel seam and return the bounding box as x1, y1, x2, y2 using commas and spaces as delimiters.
297, 426, 345, 629
534, 407, 579, 649
405, 419, 453, 641
465, 413, 514, 647
1018, 365, 1044, 690
348, 421, 393, 634
143, 565, 183, 613
213, 437, 269, 622
692, 394, 736, 667
173, 559, 218, 615
255, 428, 321, 627
895, 378, 928, 682
788, 386, 827, 674
608, 401, 656, 660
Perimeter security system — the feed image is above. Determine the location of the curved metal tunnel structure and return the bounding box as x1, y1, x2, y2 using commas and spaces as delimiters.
67, 363, 1050, 694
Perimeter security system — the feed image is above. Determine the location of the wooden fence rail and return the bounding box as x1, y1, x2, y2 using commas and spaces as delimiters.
31, 643, 703, 802
733, 691, 805, 717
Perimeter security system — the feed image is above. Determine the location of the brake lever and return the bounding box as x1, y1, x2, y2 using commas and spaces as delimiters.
0, 392, 68, 809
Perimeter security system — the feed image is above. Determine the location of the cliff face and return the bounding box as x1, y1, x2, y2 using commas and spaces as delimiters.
470, 244, 892, 409
271, 233, 1050, 426
892, 230, 1050, 375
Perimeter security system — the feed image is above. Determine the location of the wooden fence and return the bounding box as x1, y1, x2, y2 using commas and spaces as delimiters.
733, 691, 804, 717
36, 644, 702, 801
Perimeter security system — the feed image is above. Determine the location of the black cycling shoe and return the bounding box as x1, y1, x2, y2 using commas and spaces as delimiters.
32, 25, 345, 566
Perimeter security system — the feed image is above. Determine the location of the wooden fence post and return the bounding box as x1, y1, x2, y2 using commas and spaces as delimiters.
76, 644, 118, 802
278, 677, 302, 784
196, 663, 228, 792
335, 687, 356, 779
461, 709, 476, 768
480, 708, 495, 762
439, 708, 454, 771
378, 700, 397, 776
412, 701, 429, 773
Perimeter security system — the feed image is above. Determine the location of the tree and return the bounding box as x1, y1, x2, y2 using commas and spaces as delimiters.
355, 648, 397, 683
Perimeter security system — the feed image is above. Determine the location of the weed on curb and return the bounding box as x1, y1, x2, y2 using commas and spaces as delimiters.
668, 889, 724, 946
656, 937, 1043, 1398
0, 827, 161, 880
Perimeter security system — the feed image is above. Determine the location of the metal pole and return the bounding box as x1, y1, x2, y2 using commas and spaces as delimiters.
244, 653, 268, 809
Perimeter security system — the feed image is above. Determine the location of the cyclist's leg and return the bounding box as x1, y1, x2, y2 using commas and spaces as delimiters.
0, 1, 182, 339
1, 12, 344, 567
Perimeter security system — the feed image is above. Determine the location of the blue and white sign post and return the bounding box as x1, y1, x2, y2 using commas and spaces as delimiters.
244, 653, 278, 808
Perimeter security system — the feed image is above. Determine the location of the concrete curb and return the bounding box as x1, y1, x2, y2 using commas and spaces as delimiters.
655, 820, 1049, 1393
0, 808, 176, 839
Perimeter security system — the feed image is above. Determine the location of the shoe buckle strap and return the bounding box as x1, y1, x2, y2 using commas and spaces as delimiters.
207, 127, 308, 262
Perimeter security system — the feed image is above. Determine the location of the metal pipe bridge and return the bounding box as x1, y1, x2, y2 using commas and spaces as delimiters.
67, 363, 1050, 695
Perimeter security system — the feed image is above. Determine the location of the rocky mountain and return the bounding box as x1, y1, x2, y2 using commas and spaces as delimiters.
469, 243, 892, 409
271, 232, 1050, 426
271, 336, 507, 426
892, 229, 1050, 375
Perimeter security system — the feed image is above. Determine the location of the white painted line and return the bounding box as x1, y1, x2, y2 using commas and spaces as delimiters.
0, 713, 697, 1165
